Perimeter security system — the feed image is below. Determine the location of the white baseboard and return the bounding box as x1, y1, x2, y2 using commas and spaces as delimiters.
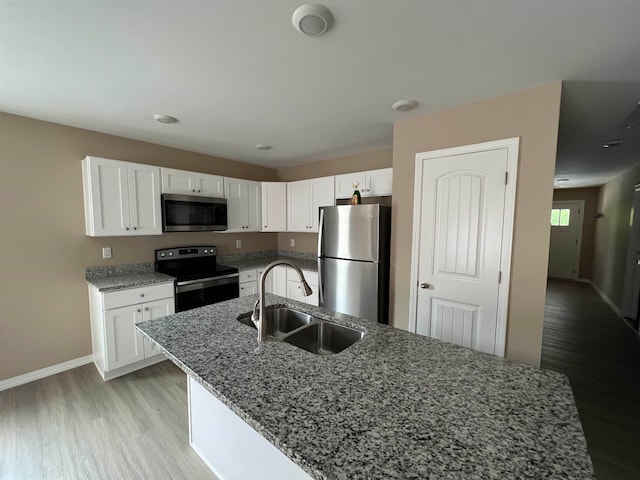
0, 354, 94, 392
586, 280, 624, 319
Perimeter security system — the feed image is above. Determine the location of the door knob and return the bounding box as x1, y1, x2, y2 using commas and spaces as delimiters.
420, 282, 430, 289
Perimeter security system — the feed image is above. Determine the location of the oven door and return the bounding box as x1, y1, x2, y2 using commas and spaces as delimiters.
175, 274, 239, 312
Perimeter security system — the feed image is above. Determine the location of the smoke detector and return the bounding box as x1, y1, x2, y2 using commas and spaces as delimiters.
292, 4, 334, 36
392, 99, 418, 112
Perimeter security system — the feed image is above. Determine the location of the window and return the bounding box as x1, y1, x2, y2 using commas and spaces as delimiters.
550, 208, 570, 226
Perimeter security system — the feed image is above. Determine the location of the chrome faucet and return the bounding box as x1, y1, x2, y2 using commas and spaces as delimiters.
251, 259, 313, 342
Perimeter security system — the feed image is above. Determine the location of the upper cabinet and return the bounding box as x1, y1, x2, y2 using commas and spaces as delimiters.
334, 168, 393, 199
261, 182, 287, 232
82, 156, 162, 237
287, 176, 334, 232
161, 168, 224, 197
224, 177, 261, 232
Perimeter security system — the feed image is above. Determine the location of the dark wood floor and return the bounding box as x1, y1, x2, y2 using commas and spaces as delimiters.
542, 279, 640, 480
0, 360, 217, 480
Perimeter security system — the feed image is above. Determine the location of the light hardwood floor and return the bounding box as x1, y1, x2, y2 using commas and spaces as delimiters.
542, 279, 640, 480
0, 360, 217, 480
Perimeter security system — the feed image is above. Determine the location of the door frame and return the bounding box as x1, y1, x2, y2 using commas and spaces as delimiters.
548, 200, 584, 280
408, 137, 520, 357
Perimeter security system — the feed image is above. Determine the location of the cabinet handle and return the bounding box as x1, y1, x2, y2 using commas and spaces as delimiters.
264, 225, 267, 228
192, 189, 196, 192
126, 227, 130, 231
140, 293, 145, 297
133, 226, 137, 230
197, 190, 201, 193
144, 307, 149, 311
137, 309, 142, 313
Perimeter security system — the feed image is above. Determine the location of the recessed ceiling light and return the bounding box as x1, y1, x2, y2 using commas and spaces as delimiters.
556, 178, 570, 183
292, 4, 334, 37
256, 144, 272, 151
153, 114, 178, 124
392, 99, 418, 112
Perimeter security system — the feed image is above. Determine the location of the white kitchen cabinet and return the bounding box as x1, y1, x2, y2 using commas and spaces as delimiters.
161, 168, 224, 197
286, 269, 319, 306
82, 156, 162, 237
240, 282, 258, 297
261, 182, 287, 232
239, 269, 258, 297
334, 168, 393, 199
88, 282, 174, 380
224, 177, 261, 232
287, 176, 334, 232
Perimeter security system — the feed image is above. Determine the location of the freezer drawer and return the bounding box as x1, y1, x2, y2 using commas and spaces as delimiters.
318, 257, 388, 324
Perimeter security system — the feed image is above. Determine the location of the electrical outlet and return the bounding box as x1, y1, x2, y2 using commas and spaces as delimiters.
102, 247, 112, 259
290, 238, 295, 247
236, 240, 242, 249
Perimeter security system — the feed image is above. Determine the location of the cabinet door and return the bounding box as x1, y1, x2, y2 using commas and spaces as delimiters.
334, 172, 366, 199
224, 178, 247, 231
196, 173, 225, 197
240, 281, 258, 297
161, 168, 195, 194
245, 181, 262, 231
83, 157, 130, 236
262, 182, 287, 232
287, 280, 307, 303
257, 269, 273, 294
309, 176, 335, 232
105, 304, 145, 370
365, 168, 393, 196
127, 163, 162, 235
273, 266, 288, 297
287, 180, 311, 232
141, 298, 175, 358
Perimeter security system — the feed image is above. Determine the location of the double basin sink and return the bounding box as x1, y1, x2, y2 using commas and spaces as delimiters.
237, 306, 364, 355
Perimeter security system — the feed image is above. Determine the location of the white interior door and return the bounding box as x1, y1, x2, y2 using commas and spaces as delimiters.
410, 139, 519, 356
547, 201, 583, 279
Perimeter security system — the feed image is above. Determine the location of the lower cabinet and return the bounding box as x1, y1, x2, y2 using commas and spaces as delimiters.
242, 266, 318, 305
88, 282, 174, 380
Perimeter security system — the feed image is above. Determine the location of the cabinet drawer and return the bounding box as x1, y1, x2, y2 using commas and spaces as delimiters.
239, 269, 257, 283
239, 281, 258, 297
104, 283, 174, 310
287, 269, 318, 286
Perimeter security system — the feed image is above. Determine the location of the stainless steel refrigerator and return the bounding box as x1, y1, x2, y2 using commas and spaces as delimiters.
318, 204, 391, 324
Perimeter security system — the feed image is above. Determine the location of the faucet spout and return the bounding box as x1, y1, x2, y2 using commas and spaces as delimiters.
251, 259, 313, 343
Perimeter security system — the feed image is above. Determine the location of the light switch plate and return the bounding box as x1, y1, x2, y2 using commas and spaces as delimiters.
236, 240, 242, 249
290, 238, 295, 247
102, 247, 112, 259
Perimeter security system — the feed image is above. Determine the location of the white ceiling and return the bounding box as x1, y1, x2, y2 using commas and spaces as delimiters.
1, 1, 639, 186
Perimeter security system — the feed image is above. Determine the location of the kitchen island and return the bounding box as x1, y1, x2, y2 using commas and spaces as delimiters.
136, 294, 594, 480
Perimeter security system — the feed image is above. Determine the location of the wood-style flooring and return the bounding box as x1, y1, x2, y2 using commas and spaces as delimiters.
0, 360, 217, 480
542, 279, 640, 480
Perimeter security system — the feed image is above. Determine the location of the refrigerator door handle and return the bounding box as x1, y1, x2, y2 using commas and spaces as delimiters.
318, 258, 324, 304
317, 207, 325, 257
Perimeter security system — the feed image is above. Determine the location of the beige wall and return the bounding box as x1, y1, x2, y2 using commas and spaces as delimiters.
553, 187, 601, 280
276, 148, 393, 253
593, 163, 640, 309
0, 112, 278, 380
391, 82, 562, 366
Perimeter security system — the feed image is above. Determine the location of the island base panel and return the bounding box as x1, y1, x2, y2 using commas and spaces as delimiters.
188, 377, 313, 480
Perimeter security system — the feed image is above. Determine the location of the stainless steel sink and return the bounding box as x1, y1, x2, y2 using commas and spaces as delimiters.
238, 306, 364, 355
237, 306, 313, 336
283, 321, 364, 356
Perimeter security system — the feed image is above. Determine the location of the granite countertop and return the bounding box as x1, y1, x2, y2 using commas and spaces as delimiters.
136, 295, 594, 480
221, 251, 317, 272
85, 263, 174, 292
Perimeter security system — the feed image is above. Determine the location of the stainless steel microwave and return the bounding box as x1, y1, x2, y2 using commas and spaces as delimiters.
161, 194, 228, 232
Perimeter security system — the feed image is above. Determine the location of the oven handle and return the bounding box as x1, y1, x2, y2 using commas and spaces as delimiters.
176, 273, 239, 293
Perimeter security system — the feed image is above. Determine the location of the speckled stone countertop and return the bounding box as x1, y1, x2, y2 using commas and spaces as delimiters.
85, 263, 174, 292
220, 250, 317, 272
136, 295, 594, 480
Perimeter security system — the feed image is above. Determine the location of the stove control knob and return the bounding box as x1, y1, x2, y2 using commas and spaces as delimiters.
160, 253, 165, 257
204, 249, 208, 253
168, 252, 173, 256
